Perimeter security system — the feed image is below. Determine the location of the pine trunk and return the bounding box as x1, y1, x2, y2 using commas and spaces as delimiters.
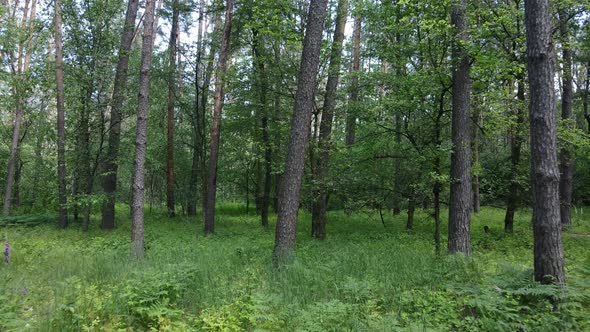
166, 0, 179, 217
101, 0, 139, 229
311, 0, 347, 240
131, 0, 157, 258
203, 0, 233, 236
273, 0, 329, 264
345, 14, 361, 147
448, 0, 472, 255
524, 0, 566, 284
54, 0, 68, 229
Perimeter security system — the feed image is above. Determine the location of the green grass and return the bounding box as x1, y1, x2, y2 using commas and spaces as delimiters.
0, 205, 588, 331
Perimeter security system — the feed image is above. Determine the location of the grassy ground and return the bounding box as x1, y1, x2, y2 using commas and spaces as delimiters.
0, 205, 588, 331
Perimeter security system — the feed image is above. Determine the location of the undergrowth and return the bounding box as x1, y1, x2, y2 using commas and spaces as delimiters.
0, 205, 588, 331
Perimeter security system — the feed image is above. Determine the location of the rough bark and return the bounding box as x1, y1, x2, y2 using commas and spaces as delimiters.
101, 0, 139, 229
131, 0, 157, 258
165, 0, 179, 217
448, 0, 472, 255
345, 14, 361, 147
54, 0, 68, 229
203, 0, 233, 236
504, 79, 526, 233
558, 9, 573, 228
273, 0, 329, 265
524, 0, 565, 284
311, 0, 347, 240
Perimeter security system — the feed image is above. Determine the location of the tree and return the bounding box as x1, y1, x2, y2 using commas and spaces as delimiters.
166, 0, 180, 217
131, 0, 157, 258
273, 0, 329, 264
203, 0, 233, 235
558, 8, 573, 228
448, 0, 472, 255
346, 12, 361, 147
311, 0, 348, 239
3, 0, 37, 216
524, 0, 565, 284
101, 0, 139, 229
54, 0, 68, 229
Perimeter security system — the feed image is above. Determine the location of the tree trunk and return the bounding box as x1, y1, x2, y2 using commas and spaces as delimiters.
311, 0, 347, 240
187, 0, 206, 217
448, 0, 472, 255
524, 0, 565, 284
406, 189, 415, 231
203, 0, 233, 236
504, 79, 526, 233
472, 107, 480, 213
584, 66, 589, 134
54, 0, 68, 229
558, 9, 573, 229
166, 0, 179, 217
131, 0, 157, 258
252, 28, 272, 227
345, 14, 361, 147
3, 101, 23, 216
393, 113, 402, 215
101, 0, 139, 229
273, 0, 329, 265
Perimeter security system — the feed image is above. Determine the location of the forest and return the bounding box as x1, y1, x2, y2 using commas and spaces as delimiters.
1, 0, 590, 330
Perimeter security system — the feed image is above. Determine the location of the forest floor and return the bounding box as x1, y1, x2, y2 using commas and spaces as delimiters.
0, 205, 589, 331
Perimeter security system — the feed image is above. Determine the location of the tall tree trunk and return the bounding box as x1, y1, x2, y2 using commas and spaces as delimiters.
558, 9, 573, 228
311, 0, 347, 240
448, 0, 472, 255
252, 28, 272, 227
472, 107, 480, 213
584, 66, 589, 134
3, 0, 35, 216
273, 0, 329, 265
131, 0, 157, 258
524, 0, 565, 284
101, 0, 139, 229
393, 113, 402, 215
54, 0, 68, 229
504, 79, 526, 233
203, 0, 233, 236
166, 0, 179, 217
345, 13, 361, 146
406, 188, 415, 230
187, 0, 206, 217
433, 91, 445, 254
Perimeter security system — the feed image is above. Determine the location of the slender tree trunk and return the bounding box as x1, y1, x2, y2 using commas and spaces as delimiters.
252, 28, 272, 227
54, 0, 68, 229
311, 0, 347, 240
131, 0, 157, 258
433, 91, 445, 254
101, 0, 139, 229
448, 0, 472, 255
345, 14, 361, 146
524, 0, 565, 284
3, 101, 23, 216
166, 0, 179, 217
203, 0, 233, 236
504, 79, 526, 233
472, 107, 480, 213
558, 9, 573, 228
187, 0, 205, 217
584, 66, 589, 134
273, 0, 329, 265
393, 113, 402, 215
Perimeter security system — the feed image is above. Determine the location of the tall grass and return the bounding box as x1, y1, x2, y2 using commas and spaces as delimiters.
0, 205, 588, 331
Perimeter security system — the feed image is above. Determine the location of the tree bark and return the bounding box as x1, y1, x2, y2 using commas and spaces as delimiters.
504, 79, 526, 233
203, 0, 233, 236
54, 0, 68, 229
311, 0, 347, 240
448, 0, 472, 255
558, 9, 573, 229
101, 0, 139, 229
524, 0, 565, 284
273, 0, 329, 265
165, 0, 180, 217
131, 0, 157, 258
345, 13, 361, 147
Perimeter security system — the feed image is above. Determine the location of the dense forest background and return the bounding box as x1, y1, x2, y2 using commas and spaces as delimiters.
1, 0, 590, 330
